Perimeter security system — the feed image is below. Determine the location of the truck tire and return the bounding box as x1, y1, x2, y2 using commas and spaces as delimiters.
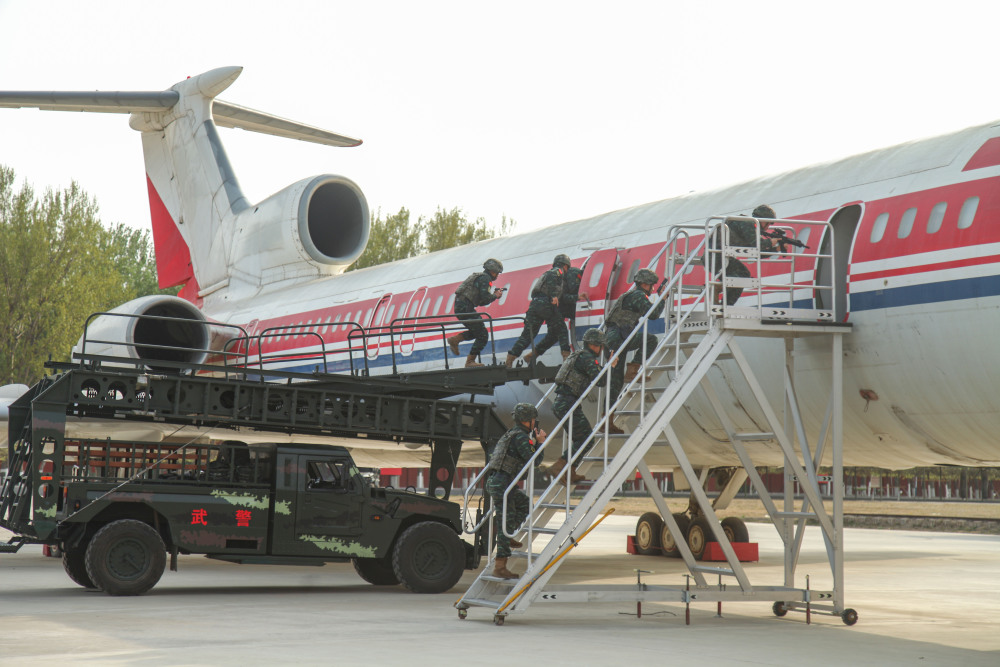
353, 556, 399, 585
63, 545, 96, 588
85, 519, 166, 596
392, 521, 464, 594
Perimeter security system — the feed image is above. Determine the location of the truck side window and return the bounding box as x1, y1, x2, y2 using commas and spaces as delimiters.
307, 461, 343, 490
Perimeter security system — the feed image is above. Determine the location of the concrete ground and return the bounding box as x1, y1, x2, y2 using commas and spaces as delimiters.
1, 517, 998, 665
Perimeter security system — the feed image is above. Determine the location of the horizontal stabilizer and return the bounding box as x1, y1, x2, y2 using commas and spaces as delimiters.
213, 100, 362, 147
0, 91, 179, 113
0, 88, 362, 147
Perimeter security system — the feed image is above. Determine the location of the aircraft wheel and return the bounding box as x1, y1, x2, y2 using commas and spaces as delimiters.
841, 608, 859, 626
392, 521, 465, 594
85, 519, 166, 596
721, 516, 749, 543
353, 555, 399, 585
772, 601, 788, 617
635, 512, 664, 555
63, 543, 96, 589
687, 516, 714, 560
660, 513, 690, 558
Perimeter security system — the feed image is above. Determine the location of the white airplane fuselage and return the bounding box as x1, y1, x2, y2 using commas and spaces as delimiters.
3, 69, 999, 472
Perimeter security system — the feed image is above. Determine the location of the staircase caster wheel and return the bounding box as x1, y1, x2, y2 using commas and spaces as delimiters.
841, 608, 858, 626
772, 601, 788, 617
458, 608, 468, 620
494, 614, 506, 626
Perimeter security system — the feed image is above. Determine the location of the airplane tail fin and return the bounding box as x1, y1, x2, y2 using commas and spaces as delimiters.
0, 67, 364, 304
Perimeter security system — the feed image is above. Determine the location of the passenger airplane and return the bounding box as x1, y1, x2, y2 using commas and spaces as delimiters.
2, 66, 999, 473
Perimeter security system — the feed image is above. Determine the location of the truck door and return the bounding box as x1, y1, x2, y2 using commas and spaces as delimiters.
272, 452, 364, 556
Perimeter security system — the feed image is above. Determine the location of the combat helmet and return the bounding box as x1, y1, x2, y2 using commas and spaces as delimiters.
512, 402, 539, 422
582, 328, 607, 348
553, 253, 571, 269
752, 204, 776, 220
633, 268, 658, 286
483, 258, 503, 274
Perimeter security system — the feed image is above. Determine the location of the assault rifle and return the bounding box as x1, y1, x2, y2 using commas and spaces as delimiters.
762, 227, 809, 250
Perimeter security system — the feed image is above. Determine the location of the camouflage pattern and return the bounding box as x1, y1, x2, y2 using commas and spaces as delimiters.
485, 423, 538, 558
720, 215, 775, 306
52, 443, 463, 563
633, 268, 658, 286
605, 287, 665, 399
512, 402, 538, 422
582, 328, 607, 347
559, 266, 583, 319
483, 258, 504, 274
454, 272, 501, 356
553, 347, 606, 458
509, 266, 569, 357
752, 204, 776, 219
553, 253, 572, 268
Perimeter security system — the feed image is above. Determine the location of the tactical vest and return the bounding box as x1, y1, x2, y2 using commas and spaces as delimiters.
489, 429, 529, 477
605, 293, 642, 329
554, 351, 589, 396
455, 272, 490, 306
531, 269, 564, 300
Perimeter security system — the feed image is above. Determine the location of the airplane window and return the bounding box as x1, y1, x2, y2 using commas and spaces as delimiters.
446, 294, 455, 313
432, 295, 443, 315
588, 263, 604, 288
870, 212, 889, 243
627, 259, 640, 282
499, 283, 511, 305
385, 305, 396, 324
364, 309, 373, 327
408, 300, 420, 317
927, 202, 947, 234
958, 196, 979, 229
898, 208, 917, 239
420, 299, 432, 317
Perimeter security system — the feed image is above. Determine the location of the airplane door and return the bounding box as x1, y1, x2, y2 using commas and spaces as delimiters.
399, 287, 427, 356
366, 293, 392, 360
576, 248, 622, 332
815, 204, 863, 321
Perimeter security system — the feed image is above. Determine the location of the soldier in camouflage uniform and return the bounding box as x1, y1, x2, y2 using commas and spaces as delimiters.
448, 258, 505, 367
559, 265, 583, 324
547, 329, 615, 485
605, 268, 665, 418
485, 402, 546, 579
717, 204, 777, 306
505, 254, 572, 367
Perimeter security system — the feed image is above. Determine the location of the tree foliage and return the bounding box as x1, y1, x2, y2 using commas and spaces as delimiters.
349, 206, 514, 271
0, 166, 165, 386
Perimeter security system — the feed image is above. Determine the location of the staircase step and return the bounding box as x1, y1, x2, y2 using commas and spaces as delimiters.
460, 597, 502, 608
732, 432, 775, 441
530, 527, 560, 535
774, 511, 818, 519
537, 503, 578, 510
478, 575, 518, 585
691, 565, 738, 576
509, 550, 542, 559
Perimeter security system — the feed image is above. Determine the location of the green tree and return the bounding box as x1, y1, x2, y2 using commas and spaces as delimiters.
0, 166, 166, 386
348, 206, 514, 271
350, 207, 424, 272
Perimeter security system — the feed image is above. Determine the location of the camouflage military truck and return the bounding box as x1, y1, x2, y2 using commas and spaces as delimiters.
1, 439, 474, 596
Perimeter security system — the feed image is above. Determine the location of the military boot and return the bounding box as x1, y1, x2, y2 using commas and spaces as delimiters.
447, 333, 464, 356
556, 465, 587, 486
605, 412, 624, 435
505, 353, 518, 368
624, 362, 641, 383
509, 537, 523, 549
522, 350, 534, 364
466, 354, 484, 368
492, 557, 520, 579
545, 457, 568, 479
562, 350, 571, 360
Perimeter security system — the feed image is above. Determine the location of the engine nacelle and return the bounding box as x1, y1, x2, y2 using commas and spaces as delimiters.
74, 295, 210, 367
228, 174, 370, 290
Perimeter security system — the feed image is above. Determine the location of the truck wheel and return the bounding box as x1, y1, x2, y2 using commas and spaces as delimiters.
85, 519, 166, 596
392, 521, 464, 594
353, 556, 399, 585
63, 545, 96, 588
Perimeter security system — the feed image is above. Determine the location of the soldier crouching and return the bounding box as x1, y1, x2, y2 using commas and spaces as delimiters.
485, 402, 546, 579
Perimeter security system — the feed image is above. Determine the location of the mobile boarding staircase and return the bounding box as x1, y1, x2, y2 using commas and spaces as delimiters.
458, 215, 858, 626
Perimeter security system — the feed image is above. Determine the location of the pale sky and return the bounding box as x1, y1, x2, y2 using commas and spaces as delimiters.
2, 1, 999, 236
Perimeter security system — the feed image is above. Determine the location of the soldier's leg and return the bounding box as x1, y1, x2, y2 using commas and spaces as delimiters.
725, 259, 750, 306
486, 478, 513, 558
508, 305, 542, 357
510, 487, 530, 533
570, 404, 595, 458
609, 346, 626, 399
456, 305, 479, 342
467, 313, 490, 357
